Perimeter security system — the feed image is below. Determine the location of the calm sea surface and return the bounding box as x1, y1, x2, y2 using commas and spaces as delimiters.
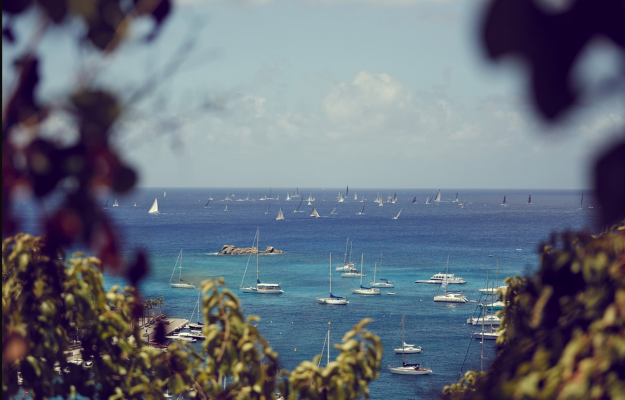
15, 188, 593, 399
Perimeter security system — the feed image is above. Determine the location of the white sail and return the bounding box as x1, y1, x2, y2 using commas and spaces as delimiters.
434, 189, 441, 203
393, 209, 402, 220
148, 198, 159, 214
310, 206, 320, 218
276, 207, 285, 221
169, 249, 195, 289
113, 199, 119, 207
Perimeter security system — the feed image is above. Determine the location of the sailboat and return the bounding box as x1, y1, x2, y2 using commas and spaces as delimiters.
357, 203, 365, 215
391, 193, 397, 204
336, 238, 355, 271
276, 207, 285, 221
501, 196, 507, 206
412, 197, 417, 204
473, 282, 501, 340
433, 256, 468, 303
294, 197, 304, 213
354, 192, 358, 201
388, 315, 432, 375
330, 207, 337, 215
453, 192, 459, 202
133, 201, 137, 207
239, 229, 283, 294
285, 193, 291, 201
338, 192, 345, 203
103, 200, 108, 210
187, 292, 204, 329
350, 255, 381, 295
148, 198, 159, 215
265, 205, 270, 215
169, 249, 195, 289
370, 255, 394, 288
527, 194, 532, 205
425, 197, 431, 205
392, 209, 402, 220
292, 187, 300, 198
163, 189, 166, 198
224, 205, 228, 212
578, 192, 584, 210
434, 189, 442, 203
204, 199, 210, 208
317, 254, 349, 305
310, 206, 320, 218
113, 199, 119, 207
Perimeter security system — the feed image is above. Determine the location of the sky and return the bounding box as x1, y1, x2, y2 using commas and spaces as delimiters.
3, 0, 624, 190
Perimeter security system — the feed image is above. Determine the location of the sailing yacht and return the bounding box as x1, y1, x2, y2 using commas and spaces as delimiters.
370, 258, 394, 288
113, 199, 119, 207
388, 315, 432, 375
103, 200, 108, 210
133, 201, 137, 207
204, 199, 210, 208
163, 189, 166, 198
335, 238, 355, 271
276, 207, 285, 221
265, 205, 270, 215
239, 229, 283, 294
453, 192, 459, 202
392, 209, 402, 220
502, 196, 507, 206
169, 249, 195, 289
350, 255, 381, 295
317, 254, 349, 305
330, 207, 337, 215
434, 189, 442, 203
294, 197, 304, 213
412, 197, 417, 204
338, 192, 345, 203
357, 203, 365, 215
433, 256, 468, 303
148, 198, 159, 215
310, 206, 320, 218
425, 197, 431, 205
224, 205, 228, 212
527, 194, 532, 205
187, 292, 204, 329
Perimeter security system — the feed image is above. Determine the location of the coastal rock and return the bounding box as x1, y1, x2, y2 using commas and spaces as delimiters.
218, 245, 284, 255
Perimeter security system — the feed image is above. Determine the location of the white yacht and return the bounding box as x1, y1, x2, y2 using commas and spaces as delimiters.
467, 315, 500, 326
415, 273, 466, 284
433, 291, 468, 303
393, 342, 423, 354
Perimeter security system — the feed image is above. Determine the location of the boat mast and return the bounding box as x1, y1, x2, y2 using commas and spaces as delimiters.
256, 228, 260, 283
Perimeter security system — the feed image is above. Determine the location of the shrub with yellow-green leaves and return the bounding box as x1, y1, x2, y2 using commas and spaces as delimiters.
443, 221, 625, 400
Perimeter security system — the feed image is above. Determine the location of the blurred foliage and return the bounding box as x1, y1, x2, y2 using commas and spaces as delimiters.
2, 234, 382, 399
481, 0, 625, 226
443, 220, 625, 400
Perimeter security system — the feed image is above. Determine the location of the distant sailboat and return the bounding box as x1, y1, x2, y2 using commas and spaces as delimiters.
338, 192, 345, 203
354, 192, 358, 201
393, 209, 402, 220
501, 196, 507, 206
527, 194, 532, 205
276, 207, 285, 221
434, 189, 442, 203
294, 197, 304, 213
133, 201, 137, 207
204, 199, 210, 208
317, 254, 349, 305
103, 200, 108, 210
148, 198, 159, 215
357, 203, 365, 215
310, 206, 320, 218
425, 197, 431, 205
113, 199, 119, 207
265, 205, 270, 215
331, 207, 337, 215
412, 197, 417, 204
578, 193, 584, 210
345, 186, 349, 197
453, 192, 459, 202
163, 189, 166, 198
224, 205, 228, 212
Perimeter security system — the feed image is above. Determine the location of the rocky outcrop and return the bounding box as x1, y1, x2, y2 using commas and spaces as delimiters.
218, 245, 284, 255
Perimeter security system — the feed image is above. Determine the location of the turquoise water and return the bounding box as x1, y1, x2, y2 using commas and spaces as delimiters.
15, 188, 591, 399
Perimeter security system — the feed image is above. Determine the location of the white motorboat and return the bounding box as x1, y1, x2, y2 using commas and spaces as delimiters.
394, 342, 423, 354
467, 315, 500, 326
165, 335, 197, 343
434, 291, 468, 303
317, 253, 349, 305
415, 273, 466, 284
472, 331, 501, 340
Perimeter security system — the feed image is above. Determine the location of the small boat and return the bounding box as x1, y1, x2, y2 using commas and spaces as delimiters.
276, 207, 285, 221
310, 206, 320, 218
453, 192, 459, 202
204, 199, 210, 208
336, 238, 355, 271
527, 194, 532, 205
349, 255, 380, 295
169, 249, 195, 289
294, 197, 304, 213
434, 189, 442, 203
472, 331, 501, 340
467, 315, 500, 326
370, 256, 394, 288
224, 205, 228, 212
394, 342, 423, 354
501, 195, 507, 206
425, 197, 431, 205
338, 191, 345, 203
392, 209, 402, 220
239, 228, 284, 294
432, 256, 468, 303
165, 334, 197, 343
178, 331, 204, 340
412, 197, 417, 204
317, 253, 349, 305
148, 198, 159, 215
187, 292, 204, 330
415, 272, 466, 284
357, 203, 365, 215
388, 315, 432, 375
113, 199, 119, 207
103, 199, 108, 210
387, 292, 396, 296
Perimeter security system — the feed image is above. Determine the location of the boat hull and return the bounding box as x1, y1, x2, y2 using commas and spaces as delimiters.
170, 283, 195, 289
317, 298, 349, 305
350, 288, 381, 295
388, 366, 432, 375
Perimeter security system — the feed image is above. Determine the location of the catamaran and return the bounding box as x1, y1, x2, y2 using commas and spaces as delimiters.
388, 315, 432, 375
317, 254, 349, 305
148, 198, 159, 215
169, 249, 195, 289
239, 228, 284, 294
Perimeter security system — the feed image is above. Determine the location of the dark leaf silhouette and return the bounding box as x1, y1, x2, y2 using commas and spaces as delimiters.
594, 138, 625, 226
127, 249, 150, 286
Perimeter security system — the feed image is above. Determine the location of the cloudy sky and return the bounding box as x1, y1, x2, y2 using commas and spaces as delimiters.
4, 0, 624, 190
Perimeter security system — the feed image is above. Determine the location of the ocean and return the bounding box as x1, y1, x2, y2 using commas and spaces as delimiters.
14, 188, 591, 399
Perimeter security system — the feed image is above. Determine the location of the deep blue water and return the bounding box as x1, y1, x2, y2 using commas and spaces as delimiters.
14, 188, 592, 399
